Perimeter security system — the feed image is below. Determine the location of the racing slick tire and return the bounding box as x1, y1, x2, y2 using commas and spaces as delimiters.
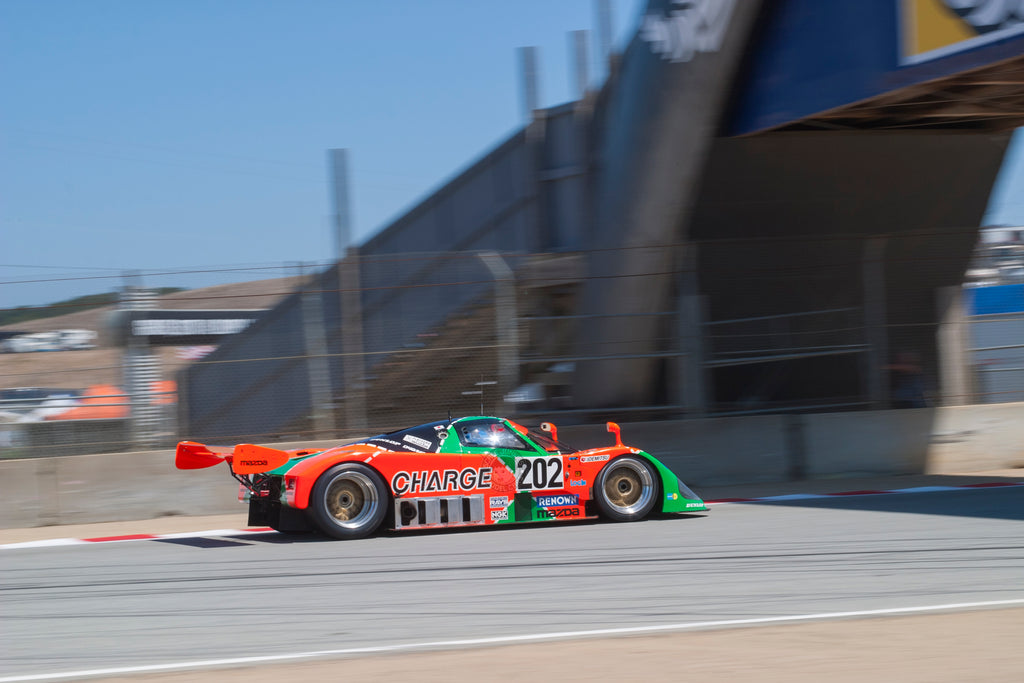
309, 463, 388, 539
594, 456, 657, 522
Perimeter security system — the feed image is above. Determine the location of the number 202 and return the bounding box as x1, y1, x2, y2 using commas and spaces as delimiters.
516, 457, 563, 491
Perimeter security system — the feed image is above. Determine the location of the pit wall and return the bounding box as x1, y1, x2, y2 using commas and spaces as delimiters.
3, 404, 1022, 529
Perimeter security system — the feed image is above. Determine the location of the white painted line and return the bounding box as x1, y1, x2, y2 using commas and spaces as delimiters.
0, 538, 86, 550
3, 598, 1024, 682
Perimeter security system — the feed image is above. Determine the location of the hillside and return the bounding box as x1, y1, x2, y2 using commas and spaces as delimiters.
0, 288, 183, 328
0, 276, 306, 390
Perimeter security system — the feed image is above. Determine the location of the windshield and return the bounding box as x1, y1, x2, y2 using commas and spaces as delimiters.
457, 419, 532, 450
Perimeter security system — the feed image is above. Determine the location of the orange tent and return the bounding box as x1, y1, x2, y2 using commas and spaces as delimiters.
43, 381, 176, 421
44, 384, 128, 420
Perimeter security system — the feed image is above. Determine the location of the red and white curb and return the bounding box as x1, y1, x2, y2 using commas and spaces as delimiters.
0, 527, 274, 550
2, 481, 1022, 550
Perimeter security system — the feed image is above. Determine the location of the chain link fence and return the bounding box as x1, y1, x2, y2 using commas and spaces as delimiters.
3, 236, 1023, 458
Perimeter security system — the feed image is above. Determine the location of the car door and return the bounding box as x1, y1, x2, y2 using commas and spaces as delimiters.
454, 418, 571, 523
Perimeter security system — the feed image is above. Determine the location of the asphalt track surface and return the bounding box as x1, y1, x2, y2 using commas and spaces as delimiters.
3, 487, 1024, 681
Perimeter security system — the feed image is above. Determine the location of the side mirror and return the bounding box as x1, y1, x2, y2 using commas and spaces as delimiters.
540, 421, 558, 443
606, 421, 623, 447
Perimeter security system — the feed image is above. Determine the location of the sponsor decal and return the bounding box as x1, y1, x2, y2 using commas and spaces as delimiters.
901, 0, 1024, 64
569, 479, 587, 487
402, 434, 433, 450
490, 508, 509, 521
239, 459, 267, 467
537, 507, 581, 519
641, 0, 736, 64
515, 456, 564, 491
580, 454, 610, 464
667, 492, 679, 501
686, 502, 704, 508
132, 318, 256, 336
489, 496, 510, 508
535, 493, 580, 508
391, 468, 492, 496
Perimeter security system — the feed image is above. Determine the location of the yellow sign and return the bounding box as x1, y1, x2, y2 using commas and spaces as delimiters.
901, 0, 1024, 64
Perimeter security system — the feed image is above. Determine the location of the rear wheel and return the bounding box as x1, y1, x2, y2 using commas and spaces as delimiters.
309, 463, 388, 539
594, 457, 657, 522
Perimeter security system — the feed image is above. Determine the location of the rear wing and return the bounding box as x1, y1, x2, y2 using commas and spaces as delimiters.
175, 441, 291, 475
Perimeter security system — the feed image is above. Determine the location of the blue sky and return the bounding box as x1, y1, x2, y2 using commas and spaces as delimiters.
1, 0, 1022, 309
1, 0, 644, 307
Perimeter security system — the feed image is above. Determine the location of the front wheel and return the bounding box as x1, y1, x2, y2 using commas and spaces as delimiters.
594, 457, 657, 522
309, 463, 388, 539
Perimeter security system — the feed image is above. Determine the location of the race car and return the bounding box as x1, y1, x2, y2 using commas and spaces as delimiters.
175, 416, 706, 540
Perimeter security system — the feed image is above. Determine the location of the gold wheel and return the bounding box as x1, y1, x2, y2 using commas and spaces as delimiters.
595, 457, 656, 522
310, 464, 386, 539
325, 478, 367, 522
604, 468, 643, 508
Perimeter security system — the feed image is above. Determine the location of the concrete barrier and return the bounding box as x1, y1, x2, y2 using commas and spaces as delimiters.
0, 450, 236, 528
559, 416, 791, 487
802, 408, 935, 477
0, 438, 342, 529
928, 402, 1024, 473
3, 405, 1023, 528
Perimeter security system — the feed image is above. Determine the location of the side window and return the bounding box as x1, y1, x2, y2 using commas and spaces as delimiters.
458, 420, 531, 450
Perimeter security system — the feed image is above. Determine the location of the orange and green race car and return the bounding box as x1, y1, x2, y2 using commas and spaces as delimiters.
175, 416, 706, 540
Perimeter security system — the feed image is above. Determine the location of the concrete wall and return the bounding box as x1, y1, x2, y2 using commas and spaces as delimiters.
3, 405, 1023, 528
0, 438, 340, 529
802, 409, 934, 477
559, 416, 791, 486
1, 450, 237, 529
929, 402, 1024, 473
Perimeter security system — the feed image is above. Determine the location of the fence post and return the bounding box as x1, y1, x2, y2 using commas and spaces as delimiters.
330, 148, 367, 434
299, 263, 336, 437
678, 295, 709, 417
480, 252, 519, 416
677, 243, 708, 416
339, 252, 367, 434
937, 285, 971, 406
863, 238, 889, 408
119, 277, 162, 449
